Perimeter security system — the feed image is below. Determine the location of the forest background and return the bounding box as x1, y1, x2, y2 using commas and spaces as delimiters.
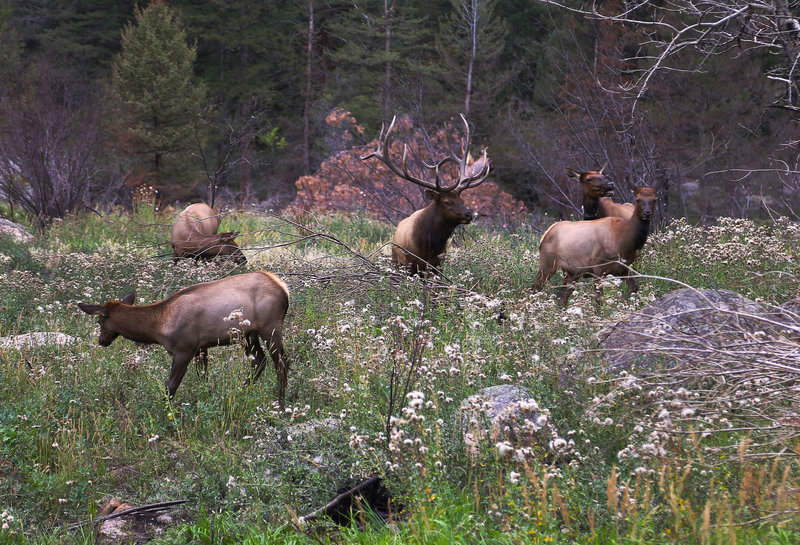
0, 0, 798, 227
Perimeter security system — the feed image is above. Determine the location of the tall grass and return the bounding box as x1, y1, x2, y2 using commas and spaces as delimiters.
0, 208, 797, 543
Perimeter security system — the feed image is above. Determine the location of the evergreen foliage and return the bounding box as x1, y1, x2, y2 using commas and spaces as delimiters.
112, 0, 207, 202
325, 0, 439, 129
436, 0, 510, 129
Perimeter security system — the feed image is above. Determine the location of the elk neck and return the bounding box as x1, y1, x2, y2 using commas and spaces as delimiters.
423, 201, 460, 255
618, 214, 651, 257
583, 196, 600, 220
109, 302, 167, 345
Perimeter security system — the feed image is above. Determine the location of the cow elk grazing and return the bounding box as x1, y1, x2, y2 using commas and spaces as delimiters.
77, 271, 290, 406
566, 166, 634, 220
361, 114, 490, 275
171, 202, 246, 264
534, 187, 657, 305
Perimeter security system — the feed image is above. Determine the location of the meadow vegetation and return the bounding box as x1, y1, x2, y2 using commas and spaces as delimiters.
0, 207, 798, 544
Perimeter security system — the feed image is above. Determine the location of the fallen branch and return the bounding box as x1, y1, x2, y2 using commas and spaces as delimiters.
67, 500, 188, 531
298, 474, 383, 525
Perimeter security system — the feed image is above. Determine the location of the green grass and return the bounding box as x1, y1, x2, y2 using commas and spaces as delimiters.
0, 208, 797, 543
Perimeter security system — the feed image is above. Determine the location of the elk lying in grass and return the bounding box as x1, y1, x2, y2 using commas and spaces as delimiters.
534, 187, 657, 305
77, 271, 290, 405
566, 166, 634, 220
361, 114, 490, 275
171, 203, 245, 263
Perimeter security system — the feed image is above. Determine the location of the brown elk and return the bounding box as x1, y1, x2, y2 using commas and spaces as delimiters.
534, 187, 657, 305
566, 166, 634, 220
171, 203, 246, 263
77, 271, 290, 405
361, 115, 490, 275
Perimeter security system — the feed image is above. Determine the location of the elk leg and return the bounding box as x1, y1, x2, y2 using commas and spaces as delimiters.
244, 332, 267, 381
592, 276, 604, 307
194, 348, 208, 379
271, 338, 288, 409
263, 328, 288, 408
558, 274, 578, 306
246, 329, 288, 408
166, 353, 193, 399
623, 275, 639, 295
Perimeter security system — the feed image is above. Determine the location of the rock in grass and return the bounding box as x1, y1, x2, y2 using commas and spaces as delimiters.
597, 288, 794, 372
0, 219, 33, 243
458, 385, 559, 463
0, 332, 76, 350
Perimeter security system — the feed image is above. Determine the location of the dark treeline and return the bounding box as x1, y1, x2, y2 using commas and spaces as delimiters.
0, 0, 797, 226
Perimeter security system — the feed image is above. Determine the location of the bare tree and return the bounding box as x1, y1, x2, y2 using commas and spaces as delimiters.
437, 0, 509, 122
193, 97, 271, 209
303, 0, 316, 174
540, 0, 800, 112
537, 0, 800, 214
0, 66, 104, 227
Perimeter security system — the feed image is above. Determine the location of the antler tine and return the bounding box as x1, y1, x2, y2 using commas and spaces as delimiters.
450, 115, 490, 194
359, 115, 438, 190
400, 144, 416, 181
359, 116, 396, 160
460, 113, 472, 161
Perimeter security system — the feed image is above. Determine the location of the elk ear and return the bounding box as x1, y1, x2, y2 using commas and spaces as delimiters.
77, 302, 108, 317
424, 189, 438, 201
121, 291, 136, 305
565, 168, 580, 180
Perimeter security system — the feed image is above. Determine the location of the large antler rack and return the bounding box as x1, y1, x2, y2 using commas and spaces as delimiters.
360, 114, 491, 195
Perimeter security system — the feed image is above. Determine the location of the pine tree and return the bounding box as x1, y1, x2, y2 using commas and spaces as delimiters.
436, 0, 508, 125
326, 0, 436, 129
0, 1, 20, 75
112, 0, 206, 202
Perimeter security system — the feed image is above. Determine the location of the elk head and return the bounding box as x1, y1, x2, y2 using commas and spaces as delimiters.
633, 187, 656, 221
216, 232, 246, 263
77, 291, 136, 346
361, 114, 490, 223
566, 164, 615, 199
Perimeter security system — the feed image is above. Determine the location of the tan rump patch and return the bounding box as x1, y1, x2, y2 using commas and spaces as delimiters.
257, 271, 290, 301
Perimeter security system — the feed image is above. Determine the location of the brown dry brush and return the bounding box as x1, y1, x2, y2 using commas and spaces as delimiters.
292, 110, 528, 225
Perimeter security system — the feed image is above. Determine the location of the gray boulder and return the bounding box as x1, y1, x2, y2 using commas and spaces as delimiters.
458, 385, 560, 462
0, 219, 33, 243
597, 288, 795, 371
0, 332, 75, 350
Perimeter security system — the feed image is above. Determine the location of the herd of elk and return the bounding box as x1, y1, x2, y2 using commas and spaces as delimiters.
78, 271, 290, 406
73, 111, 660, 405
567, 166, 634, 220
361, 114, 490, 276
534, 187, 657, 305
171, 203, 246, 264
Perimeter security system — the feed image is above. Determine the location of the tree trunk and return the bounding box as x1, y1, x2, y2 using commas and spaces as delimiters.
383, 0, 393, 120
303, 0, 314, 174
464, 0, 477, 118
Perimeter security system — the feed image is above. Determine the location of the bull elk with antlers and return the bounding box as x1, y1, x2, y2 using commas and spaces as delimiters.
362, 115, 490, 275
566, 166, 634, 220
